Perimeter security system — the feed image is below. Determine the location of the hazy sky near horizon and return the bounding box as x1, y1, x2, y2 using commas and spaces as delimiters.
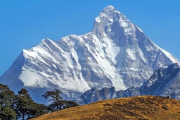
0, 0, 180, 75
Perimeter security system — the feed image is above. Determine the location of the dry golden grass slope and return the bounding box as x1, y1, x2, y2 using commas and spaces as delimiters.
32, 96, 180, 120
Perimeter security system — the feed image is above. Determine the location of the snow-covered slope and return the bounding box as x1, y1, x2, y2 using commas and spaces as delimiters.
0, 5, 179, 101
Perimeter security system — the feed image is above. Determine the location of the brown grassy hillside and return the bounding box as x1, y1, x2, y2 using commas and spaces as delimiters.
31, 96, 180, 120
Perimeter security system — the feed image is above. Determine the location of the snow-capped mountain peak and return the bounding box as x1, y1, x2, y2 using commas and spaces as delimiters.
104, 5, 115, 10
93, 5, 136, 39
0, 5, 179, 101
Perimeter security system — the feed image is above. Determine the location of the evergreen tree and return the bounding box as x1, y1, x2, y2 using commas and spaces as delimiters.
42, 89, 63, 111
0, 84, 48, 120
0, 84, 16, 120
28, 102, 48, 119
42, 89, 78, 112
14, 88, 35, 120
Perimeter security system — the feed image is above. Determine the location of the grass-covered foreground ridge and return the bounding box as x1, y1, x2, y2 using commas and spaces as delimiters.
32, 96, 180, 120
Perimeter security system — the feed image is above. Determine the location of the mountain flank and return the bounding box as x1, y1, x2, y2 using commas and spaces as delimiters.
0, 5, 179, 102
76, 63, 180, 105
31, 96, 180, 120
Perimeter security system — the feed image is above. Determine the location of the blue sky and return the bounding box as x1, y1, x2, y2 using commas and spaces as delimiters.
0, 0, 180, 75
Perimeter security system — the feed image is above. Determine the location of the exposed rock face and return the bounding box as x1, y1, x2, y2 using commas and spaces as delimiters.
123, 87, 141, 97
77, 63, 180, 104
0, 6, 179, 102
76, 87, 118, 104
75, 86, 141, 105
141, 63, 180, 99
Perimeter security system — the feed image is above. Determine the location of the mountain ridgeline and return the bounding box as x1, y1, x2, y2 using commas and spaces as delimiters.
0, 5, 179, 102
77, 63, 180, 104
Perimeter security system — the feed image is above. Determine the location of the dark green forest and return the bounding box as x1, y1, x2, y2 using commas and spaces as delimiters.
0, 84, 78, 120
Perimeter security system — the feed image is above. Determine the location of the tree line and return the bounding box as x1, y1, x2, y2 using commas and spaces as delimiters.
0, 83, 78, 120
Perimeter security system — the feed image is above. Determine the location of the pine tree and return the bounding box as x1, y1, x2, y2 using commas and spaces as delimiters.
43, 89, 78, 112
14, 88, 34, 120
0, 84, 48, 120
27, 103, 48, 119
0, 84, 16, 120
42, 89, 63, 111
